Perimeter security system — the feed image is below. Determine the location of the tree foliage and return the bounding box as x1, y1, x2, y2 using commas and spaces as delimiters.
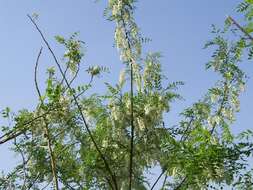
1, 0, 253, 189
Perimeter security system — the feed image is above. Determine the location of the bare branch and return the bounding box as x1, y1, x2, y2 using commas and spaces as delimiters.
34, 47, 60, 190
151, 170, 166, 190
162, 174, 168, 189
69, 63, 80, 86
60, 63, 70, 85
34, 47, 43, 98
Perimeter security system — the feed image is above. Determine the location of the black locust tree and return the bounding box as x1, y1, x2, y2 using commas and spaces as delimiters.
1, 0, 253, 189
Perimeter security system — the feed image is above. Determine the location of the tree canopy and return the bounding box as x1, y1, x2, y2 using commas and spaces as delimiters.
1, 0, 253, 189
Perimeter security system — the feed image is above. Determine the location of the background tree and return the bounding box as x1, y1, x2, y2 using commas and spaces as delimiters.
1, 0, 253, 189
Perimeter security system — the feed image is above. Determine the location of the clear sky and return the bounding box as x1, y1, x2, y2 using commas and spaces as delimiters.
0, 0, 253, 189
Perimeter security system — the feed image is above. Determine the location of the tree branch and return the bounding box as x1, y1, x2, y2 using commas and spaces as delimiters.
34, 47, 60, 190
118, 11, 136, 190
162, 174, 168, 189
0, 108, 56, 145
14, 138, 27, 190
210, 81, 229, 135
228, 16, 253, 41
174, 176, 187, 190
27, 15, 118, 190
151, 169, 166, 190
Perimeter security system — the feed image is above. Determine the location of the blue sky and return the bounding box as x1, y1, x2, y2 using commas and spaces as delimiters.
0, 0, 253, 189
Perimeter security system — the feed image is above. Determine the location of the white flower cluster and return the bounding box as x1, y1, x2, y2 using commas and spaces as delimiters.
136, 118, 145, 131
109, 0, 122, 16
111, 104, 121, 121
119, 69, 125, 88
59, 96, 70, 112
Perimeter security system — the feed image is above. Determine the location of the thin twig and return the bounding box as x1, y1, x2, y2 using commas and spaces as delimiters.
75, 75, 93, 99
180, 117, 194, 142
228, 16, 253, 41
61, 62, 80, 88
162, 174, 168, 189
60, 63, 70, 85
58, 176, 76, 190
150, 170, 166, 190
34, 47, 60, 190
26, 173, 42, 190
41, 181, 51, 190
69, 63, 80, 86
34, 47, 43, 98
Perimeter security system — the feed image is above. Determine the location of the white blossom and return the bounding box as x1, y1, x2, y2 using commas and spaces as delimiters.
119, 69, 125, 88
137, 118, 145, 131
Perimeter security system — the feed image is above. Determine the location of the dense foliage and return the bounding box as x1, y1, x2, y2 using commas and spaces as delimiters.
1, 0, 253, 189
